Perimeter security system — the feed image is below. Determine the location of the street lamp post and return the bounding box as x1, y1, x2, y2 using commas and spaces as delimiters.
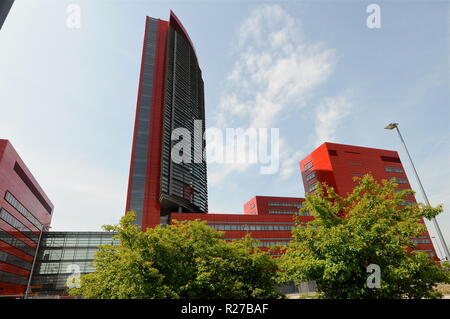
432, 236, 444, 258
384, 123, 450, 261
24, 225, 49, 299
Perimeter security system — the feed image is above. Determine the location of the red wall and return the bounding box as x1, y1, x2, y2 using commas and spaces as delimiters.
125, 18, 169, 230
243, 196, 305, 216
299, 142, 438, 259
0, 140, 53, 297
142, 19, 169, 230
170, 213, 313, 255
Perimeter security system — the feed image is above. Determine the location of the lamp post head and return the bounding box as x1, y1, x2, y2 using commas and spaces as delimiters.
384, 123, 399, 130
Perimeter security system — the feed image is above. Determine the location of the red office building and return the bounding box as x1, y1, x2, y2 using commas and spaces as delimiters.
124, 12, 438, 260
0, 140, 53, 297
299, 142, 438, 258
126, 11, 208, 231
171, 196, 312, 254
244, 196, 305, 216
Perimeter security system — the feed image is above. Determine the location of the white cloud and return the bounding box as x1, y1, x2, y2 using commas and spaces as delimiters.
279, 149, 304, 181
313, 94, 352, 147
216, 4, 335, 130
208, 5, 336, 185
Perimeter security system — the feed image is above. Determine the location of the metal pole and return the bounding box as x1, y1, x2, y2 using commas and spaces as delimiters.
432, 236, 444, 259
24, 226, 48, 298
394, 126, 450, 260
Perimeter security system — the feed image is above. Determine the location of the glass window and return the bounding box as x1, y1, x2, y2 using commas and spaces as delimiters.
304, 161, 313, 171
390, 177, 408, 184
306, 171, 316, 182
308, 182, 318, 193
4, 192, 43, 231
385, 166, 404, 173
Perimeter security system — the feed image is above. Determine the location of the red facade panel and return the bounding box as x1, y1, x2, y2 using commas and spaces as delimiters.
142, 19, 169, 230
299, 142, 437, 259
170, 212, 313, 255
244, 196, 305, 216
125, 17, 150, 217
0, 139, 53, 297
126, 18, 169, 230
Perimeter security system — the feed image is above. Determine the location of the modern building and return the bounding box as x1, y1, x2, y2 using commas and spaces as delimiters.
18, 141, 442, 297
2, 10, 442, 298
126, 11, 208, 231
0, 139, 53, 297
171, 201, 313, 255
30, 232, 118, 297
243, 196, 306, 216
299, 142, 438, 258
0, 0, 14, 30
170, 197, 310, 255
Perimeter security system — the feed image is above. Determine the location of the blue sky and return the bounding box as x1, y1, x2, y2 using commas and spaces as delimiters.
0, 1, 449, 254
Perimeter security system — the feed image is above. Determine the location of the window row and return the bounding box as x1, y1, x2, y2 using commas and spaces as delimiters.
0, 250, 32, 270
209, 224, 294, 231
385, 166, 404, 174
37, 261, 95, 275
258, 241, 291, 247
269, 210, 310, 216
412, 238, 431, 244
0, 208, 39, 243
41, 248, 99, 261
0, 229, 35, 256
267, 202, 303, 208
0, 270, 28, 285
390, 177, 408, 184
306, 171, 316, 182
400, 201, 414, 206
308, 182, 318, 193
42, 235, 118, 248
303, 161, 313, 171
4, 191, 43, 231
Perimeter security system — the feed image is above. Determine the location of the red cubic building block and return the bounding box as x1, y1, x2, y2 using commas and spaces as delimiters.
299, 142, 438, 259
0, 140, 53, 297
171, 196, 311, 255
170, 212, 314, 255
244, 196, 305, 216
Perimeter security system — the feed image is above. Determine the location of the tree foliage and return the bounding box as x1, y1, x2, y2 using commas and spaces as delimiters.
278, 174, 450, 299
69, 213, 281, 299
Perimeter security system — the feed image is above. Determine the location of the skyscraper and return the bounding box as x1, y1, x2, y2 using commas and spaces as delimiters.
126, 11, 208, 230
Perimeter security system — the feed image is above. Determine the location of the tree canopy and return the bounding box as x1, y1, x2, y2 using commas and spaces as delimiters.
278, 174, 450, 299
69, 213, 281, 299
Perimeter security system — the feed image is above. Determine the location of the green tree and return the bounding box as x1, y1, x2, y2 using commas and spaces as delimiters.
69, 212, 281, 299
278, 174, 450, 299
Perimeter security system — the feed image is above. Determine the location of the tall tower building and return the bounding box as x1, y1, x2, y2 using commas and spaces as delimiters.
126, 11, 208, 230
0, 0, 14, 30
300, 142, 438, 259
